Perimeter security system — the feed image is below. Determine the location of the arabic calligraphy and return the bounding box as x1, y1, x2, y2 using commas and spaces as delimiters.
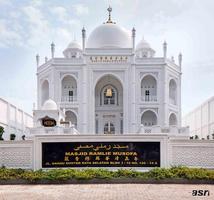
73, 144, 129, 151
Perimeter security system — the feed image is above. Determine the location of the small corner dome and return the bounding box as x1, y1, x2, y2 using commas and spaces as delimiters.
63, 40, 82, 58
42, 99, 58, 110
87, 23, 132, 48
136, 37, 153, 51
67, 40, 81, 50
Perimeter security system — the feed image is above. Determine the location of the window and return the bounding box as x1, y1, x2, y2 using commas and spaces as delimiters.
95, 120, 99, 134
120, 119, 123, 134
103, 88, 116, 105
145, 90, 150, 101
104, 122, 115, 134
68, 90, 73, 102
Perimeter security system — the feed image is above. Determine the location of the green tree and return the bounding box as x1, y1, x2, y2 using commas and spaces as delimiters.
0, 126, 4, 140
194, 135, 199, 140
10, 134, 16, 140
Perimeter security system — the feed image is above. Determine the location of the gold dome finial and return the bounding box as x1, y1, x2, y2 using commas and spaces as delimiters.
105, 6, 115, 24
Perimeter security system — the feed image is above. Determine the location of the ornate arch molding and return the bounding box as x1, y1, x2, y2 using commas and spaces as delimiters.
93, 72, 124, 89
140, 72, 159, 82
60, 73, 78, 82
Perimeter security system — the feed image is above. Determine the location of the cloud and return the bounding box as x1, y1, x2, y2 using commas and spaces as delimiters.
51, 6, 68, 22
22, 5, 50, 47
0, 0, 12, 6
72, 4, 89, 16
0, 19, 22, 47
30, 0, 43, 7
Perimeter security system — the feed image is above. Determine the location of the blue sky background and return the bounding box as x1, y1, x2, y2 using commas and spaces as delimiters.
0, 0, 214, 117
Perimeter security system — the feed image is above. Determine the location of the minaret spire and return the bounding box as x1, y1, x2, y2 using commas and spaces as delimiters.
105, 6, 115, 24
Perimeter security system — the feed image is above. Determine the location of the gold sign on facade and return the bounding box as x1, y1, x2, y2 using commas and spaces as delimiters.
42, 116, 56, 127
90, 56, 128, 63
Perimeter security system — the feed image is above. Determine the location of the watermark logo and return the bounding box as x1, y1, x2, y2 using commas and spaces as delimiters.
192, 190, 210, 196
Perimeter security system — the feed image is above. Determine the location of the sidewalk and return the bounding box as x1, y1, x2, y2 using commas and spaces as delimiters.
0, 184, 213, 200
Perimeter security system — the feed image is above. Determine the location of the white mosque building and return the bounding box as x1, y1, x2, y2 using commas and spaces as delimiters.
33, 7, 188, 136
3, 7, 214, 171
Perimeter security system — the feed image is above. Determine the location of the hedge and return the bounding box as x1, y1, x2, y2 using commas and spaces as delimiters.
0, 166, 213, 183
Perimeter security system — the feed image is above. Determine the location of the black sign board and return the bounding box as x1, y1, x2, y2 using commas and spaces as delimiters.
42, 117, 56, 127
42, 142, 160, 168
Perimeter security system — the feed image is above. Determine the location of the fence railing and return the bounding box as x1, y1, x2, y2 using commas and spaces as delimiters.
61, 96, 77, 102
141, 96, 157, 102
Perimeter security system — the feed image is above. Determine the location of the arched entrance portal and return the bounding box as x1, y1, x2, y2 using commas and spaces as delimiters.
95, 75, 123, 134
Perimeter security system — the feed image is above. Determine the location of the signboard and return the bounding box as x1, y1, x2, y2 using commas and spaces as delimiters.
42, 142, 160, 168
42, 117, 56, 127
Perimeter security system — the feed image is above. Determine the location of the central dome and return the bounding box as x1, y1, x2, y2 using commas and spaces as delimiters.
87, 23, 132, 49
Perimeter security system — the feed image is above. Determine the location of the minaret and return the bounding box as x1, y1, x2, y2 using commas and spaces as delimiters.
171, 56, 175, 62
82, 27, 86, 52
36, 54, 39, 67
132, 27, 136, 52
51, 42, 55, 58
178, 52, 182, 67
163, 41, 167, 59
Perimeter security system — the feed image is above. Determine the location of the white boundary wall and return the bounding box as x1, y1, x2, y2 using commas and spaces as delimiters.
0, 141, 33, 169
169, 139, 214, 169
0, 135, 213, 170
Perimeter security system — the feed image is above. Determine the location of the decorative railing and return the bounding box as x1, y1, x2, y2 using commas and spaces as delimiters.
141, 96, 157, 102
61, 96, 77, 102
138, 125, 189, 135
30, 126, 79, 135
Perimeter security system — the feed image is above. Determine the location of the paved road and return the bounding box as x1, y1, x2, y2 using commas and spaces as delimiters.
0, 184, 213, 200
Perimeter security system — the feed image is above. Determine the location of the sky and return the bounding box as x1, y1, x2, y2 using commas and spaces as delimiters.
0, 0, 214, 117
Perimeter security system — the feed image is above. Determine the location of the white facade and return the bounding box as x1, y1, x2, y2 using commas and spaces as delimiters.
183, 96, 214, 139
0, 98, 33, 140
35, 7, 186, 135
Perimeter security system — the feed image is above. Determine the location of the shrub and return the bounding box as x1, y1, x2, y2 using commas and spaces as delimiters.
0, 166, 213, 182
0, 126, 4, 140
10, 134, 16, 140
148, 168, 176, 180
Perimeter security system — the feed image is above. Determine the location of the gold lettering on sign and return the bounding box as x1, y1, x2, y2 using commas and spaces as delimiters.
90, 56, 128, 63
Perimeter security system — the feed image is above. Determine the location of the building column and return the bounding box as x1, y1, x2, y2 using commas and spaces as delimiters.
131, 64, 136, 133
123, 70, 129, 133
82, 65, 88, 133
6, 102, 10, 140
49, 68, 55, 100
163, 67, 168, 127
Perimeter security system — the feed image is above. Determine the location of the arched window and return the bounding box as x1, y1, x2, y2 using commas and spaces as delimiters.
141, 75, 157, 101
41, 80, 49, 106
141, 110, 157, 126
61, 76, 77, 102
169, 79, 177, 105
104, 122, 115, 134
101, 85, 118, 105
169, 113, 177, 126
65, 110, 77, 128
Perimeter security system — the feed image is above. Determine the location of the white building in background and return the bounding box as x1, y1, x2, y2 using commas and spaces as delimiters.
0, 98, 33, 140
183, 96, 214, 139
34, 7, 188, 136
